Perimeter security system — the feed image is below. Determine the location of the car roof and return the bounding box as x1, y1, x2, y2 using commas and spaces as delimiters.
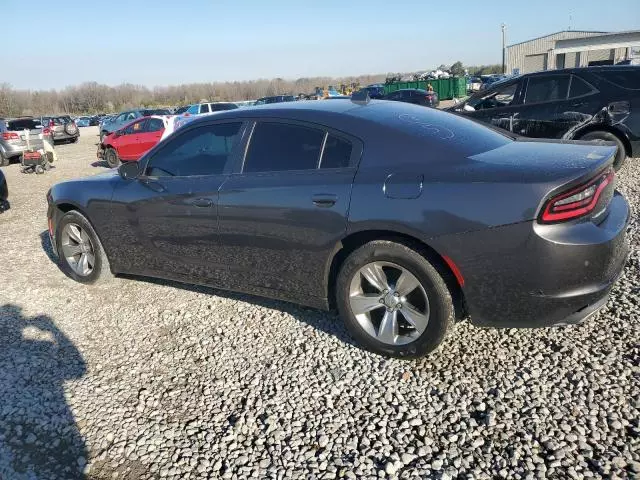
524, 65, 640, 77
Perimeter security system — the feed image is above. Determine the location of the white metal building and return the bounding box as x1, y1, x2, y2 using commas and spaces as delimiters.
506, 30, 640, 74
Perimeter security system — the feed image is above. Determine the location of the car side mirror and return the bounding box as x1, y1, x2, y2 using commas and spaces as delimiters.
118, 161, 141, 180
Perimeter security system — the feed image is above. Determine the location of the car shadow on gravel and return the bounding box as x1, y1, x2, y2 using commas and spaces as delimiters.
122, 274, 358, 347
0, 304, 88, 479
40, 231, 57, 264
90, 160, 110, 168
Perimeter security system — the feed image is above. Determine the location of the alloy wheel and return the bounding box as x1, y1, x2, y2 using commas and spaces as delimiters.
348, 261, 430, 346
61, 223, 95, 277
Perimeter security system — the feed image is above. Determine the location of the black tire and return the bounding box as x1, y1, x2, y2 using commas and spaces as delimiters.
35, 165, 44, 174
104, 148, 120, 168
71, 136, 79, 143
55, 210, 113, 284
578, 131, 627, 171
336, 240, 454, 358
0, 153, 9, 167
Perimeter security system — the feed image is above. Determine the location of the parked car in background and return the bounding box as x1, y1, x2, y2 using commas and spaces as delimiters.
357, 84, 386, 99
254, 95, 296, 105
449, 66, 640, 170
1, 118, 52, 166
174, 106, 190, 115
184, 103, 239, 116
98, 116, 169, 168
47, 100, 629, 358
40, 116, 79, 144
0, 168, 8, 211
99, 109, 172, 141
76, 117, 91, 127
382, 89, 440, 107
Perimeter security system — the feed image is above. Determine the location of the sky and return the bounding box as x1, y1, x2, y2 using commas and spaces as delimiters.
1, 0, 638, 90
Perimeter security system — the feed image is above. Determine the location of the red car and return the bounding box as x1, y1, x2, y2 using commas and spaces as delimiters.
97, 116, 168, 168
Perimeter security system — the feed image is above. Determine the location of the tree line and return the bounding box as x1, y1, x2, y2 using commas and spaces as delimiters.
0, 63, 503, 117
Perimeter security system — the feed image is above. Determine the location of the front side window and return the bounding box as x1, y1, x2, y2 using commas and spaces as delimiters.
186, 105, 199, 114
524, 75, 570, 104
243, 122, 324, 173
468, 82, 518, 110
124, 119, 145, 135
145, 123, 242, 177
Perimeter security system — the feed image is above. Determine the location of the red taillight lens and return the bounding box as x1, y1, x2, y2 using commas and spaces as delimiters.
1, 132, 19, 140
42, 127, 51, 135
540, 168, 615, 223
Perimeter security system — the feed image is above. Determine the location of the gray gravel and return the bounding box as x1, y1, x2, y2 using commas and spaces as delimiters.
0, 126, 638, 479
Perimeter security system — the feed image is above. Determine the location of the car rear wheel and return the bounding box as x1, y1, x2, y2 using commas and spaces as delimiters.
336, 240, 454, 358
0, 152, 9, 167
104, 148, 120, 168
56, 210, 113, 284
578, 131, 627, 171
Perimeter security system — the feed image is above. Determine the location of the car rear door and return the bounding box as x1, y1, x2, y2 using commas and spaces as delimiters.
137, 117, 165, 157
514, 73, 572, 138
110, 121, 247, 282
217, 120, 362, 301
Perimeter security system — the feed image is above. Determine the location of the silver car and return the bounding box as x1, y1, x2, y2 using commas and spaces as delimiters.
0, 118, 51, 166
39, 116, 79, 144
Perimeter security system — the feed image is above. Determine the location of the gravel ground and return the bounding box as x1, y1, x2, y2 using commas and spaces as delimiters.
0, 126, 638, 479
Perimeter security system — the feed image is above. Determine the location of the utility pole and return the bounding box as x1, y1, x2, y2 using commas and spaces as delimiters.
501, 23, 507, 74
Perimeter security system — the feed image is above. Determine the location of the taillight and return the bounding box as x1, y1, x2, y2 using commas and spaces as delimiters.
1, 132, 19, 140
42, 127, 51, 135
49, 120, 55, 127
540, 168, 615, 223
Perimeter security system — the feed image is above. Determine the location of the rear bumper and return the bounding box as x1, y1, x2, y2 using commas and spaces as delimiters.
435, 191, 630, 328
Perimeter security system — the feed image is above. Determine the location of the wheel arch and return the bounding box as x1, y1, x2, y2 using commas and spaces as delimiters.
572, 125, 632, 157
326, 230, 467, 320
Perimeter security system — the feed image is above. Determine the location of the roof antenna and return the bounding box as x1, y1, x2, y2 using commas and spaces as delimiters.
351, 89, 370, 105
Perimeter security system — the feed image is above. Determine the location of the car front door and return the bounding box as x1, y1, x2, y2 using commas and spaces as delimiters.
137, 117, 165, 157
514, 73, 572, 138
462, 80, 523, 133
109, 121, 247, 282
217, 120, 361, 302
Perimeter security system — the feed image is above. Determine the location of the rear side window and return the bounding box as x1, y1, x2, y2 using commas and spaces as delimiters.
524, 75, 570, 104
244, 122, 324, 173
186, 105, 199, 114
146, 118, 164, 132
569, 76, 596, 98
211, 103, 238, 112
146, 123, 242, 177
200, 104, 211, 114
595, 70, 640, 90
321, 135, 352, 169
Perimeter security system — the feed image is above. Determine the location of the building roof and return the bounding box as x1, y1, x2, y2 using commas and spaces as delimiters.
507, 30, 608, 48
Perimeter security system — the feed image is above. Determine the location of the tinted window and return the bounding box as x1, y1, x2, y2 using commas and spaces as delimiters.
124, 120, 145, 134
468, 82, 518, 110
524, 75, 570, 104
200, 104, 210, 114
186, 105, 199, 114
210, 103, 238, 112
595, 70, 640, 90
126, 112, 138, 121
244, 123, 324, 173
145, 118, 164, 132
145, 123, 242, 177
321, 135, 352, 169
8, 119, 40, 130
569, 76, 595, 98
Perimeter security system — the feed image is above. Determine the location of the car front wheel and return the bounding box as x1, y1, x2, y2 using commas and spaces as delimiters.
104, 148, 120, 168
336, 240, 454, 358
55, 210, 113, 284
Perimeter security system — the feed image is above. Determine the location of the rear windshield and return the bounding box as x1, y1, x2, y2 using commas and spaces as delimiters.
148, 109, 171, 115
8, 119, 41, 130
594, 69, 640, 90
211, 103, 239, 111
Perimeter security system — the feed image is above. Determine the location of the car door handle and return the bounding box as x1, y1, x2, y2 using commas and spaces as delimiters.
312, 194, 337, 208
140, 178, 166, 193
190, 198, 213, 208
